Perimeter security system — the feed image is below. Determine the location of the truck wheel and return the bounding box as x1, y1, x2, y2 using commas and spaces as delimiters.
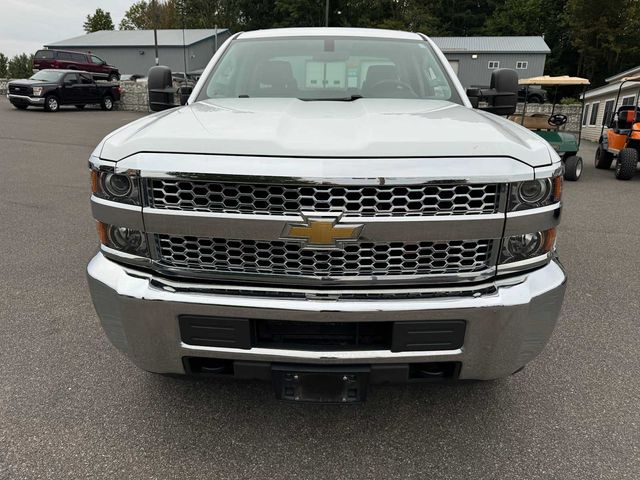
528, 94, 543, 104
44, 95, 59, 112
75, 104, 85, 110
615, 148, 638, 180
101, 95, 114, 111
108, 73, 119, 82
594, 145, 613, 169
563, 155, 582, 181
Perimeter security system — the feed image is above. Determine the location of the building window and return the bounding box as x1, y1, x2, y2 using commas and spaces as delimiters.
602, 99, 615, 126
488, 61, 500, 70
583, 104, 590, 126
622, 95, 637, 106
589, 102, 600, 126
516, 61, 528, 69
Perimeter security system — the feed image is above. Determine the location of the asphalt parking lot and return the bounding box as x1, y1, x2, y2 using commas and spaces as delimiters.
1, 97, 639, 480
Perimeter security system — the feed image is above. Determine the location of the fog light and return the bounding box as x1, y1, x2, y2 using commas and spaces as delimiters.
102, 173, 132, 197
500, 228, 556, 264
108, 225, 143, 251
97, 222, 148, 256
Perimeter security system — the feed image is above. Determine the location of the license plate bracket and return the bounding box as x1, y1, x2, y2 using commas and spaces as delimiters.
272, 365, 369, 403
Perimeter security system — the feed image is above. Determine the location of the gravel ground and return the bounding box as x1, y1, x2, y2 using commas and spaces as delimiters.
0, 98, 639, 479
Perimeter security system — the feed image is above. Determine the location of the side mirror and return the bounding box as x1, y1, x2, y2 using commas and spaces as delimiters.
467, 69, 519, 116
148, 65, 177, 112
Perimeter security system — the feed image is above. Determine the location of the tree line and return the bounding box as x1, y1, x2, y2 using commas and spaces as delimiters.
89, 0, 640, 87
3, 0, 639, 85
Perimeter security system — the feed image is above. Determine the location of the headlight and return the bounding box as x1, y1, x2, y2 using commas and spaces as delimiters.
500, 228, 556, 264
97, 222, 148, 256
91, 169, 140, 205
32, 86, 43, 96
509, 175, 562, 211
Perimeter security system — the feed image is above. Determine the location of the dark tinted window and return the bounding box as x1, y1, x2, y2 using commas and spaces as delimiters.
35, 50, 54, 59
71, 53, 86, 63
80, 73, 94, 84
90, 55, 104, 65
58, 52, 74, 60
64, 73, 79, 84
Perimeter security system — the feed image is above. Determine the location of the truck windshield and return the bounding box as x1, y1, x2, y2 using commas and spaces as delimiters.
30, 71, 65, 82
197, 37, 461, 103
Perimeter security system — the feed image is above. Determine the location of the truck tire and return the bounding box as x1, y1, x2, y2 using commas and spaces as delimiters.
615, 148, 638, 180
75, 104, 85, 110
528, 94, 543, 104
594, 145, 613, 169
564, 155, 582, 181
101, 95, 114, 111
108, 73, 119, 82
44, 95, 59, 112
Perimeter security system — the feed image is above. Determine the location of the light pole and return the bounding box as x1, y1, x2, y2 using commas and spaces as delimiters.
325, 0, 329, 27
152, 0, 159, 65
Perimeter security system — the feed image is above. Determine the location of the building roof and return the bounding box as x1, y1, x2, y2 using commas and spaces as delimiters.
430, 36, 550, 54
238, 27, 422, 40
582, 65, 640, 99
45, 29, 228, 48
605, 65, 640, 83
583, 81, 640, 100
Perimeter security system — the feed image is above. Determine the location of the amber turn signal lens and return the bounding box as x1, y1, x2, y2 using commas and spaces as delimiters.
96, 221, 108, 244
91, 170, 99, 194
542, 228, 557, 252
552, 176, 562, 201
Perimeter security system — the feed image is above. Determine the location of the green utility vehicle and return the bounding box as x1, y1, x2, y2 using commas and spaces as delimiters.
510, 76, 590, 181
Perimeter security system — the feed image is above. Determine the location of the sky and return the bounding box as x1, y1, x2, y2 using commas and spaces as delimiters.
0, 0, 133, 57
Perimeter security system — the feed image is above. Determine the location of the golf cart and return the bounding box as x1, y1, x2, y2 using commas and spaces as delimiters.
510, 75, 590, 181
595, 74, 640, 180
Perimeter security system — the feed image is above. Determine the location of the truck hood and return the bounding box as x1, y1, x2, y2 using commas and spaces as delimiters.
99, 98, 553, 167
8, 79, 55, 87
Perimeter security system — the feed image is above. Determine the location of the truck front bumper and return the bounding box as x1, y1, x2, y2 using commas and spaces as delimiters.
87, 253, 566, 380
7, 94, 45, 106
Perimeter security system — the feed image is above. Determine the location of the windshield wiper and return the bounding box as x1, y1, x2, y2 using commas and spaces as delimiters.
299, 95, 364, 102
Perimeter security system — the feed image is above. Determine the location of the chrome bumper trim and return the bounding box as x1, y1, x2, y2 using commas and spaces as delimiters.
91, 196, 143, 230
87, 253, 567, 380
504, 203, 561, 236
112, 153, 536, 184
143, 208, 506, 241
7, 94, 44, 105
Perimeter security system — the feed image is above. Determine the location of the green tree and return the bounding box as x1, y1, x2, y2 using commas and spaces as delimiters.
7, 53, 33, 79
0, 53, 8, 78
567, 0, 640, 85
120, 0, 179, 30
83, 8, 115, 32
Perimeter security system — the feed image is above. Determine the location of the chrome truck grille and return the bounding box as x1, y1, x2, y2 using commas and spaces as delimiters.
156, 235, 493, 278
145, 178, 503, 284
148, 180, 499, 217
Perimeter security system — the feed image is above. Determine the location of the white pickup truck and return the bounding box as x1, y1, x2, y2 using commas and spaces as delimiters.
87, 28, 566, 402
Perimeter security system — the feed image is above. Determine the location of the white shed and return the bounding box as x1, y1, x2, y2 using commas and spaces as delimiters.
581, 65, 640, 142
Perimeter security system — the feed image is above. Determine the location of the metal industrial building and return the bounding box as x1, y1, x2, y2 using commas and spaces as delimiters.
431, 36, 550, 88
44, 30, 548, 87
45, 29, 230, 75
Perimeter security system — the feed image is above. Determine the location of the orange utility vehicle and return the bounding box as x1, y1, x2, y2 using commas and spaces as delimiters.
595, 74, 640, 180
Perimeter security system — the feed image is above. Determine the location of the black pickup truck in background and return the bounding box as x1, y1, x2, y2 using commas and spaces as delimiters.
7, 69, 122, 112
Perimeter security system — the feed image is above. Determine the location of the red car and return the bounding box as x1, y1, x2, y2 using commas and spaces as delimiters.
33, 49, 120, 81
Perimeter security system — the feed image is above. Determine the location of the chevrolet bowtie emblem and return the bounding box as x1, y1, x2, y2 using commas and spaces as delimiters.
283, 214, 363, 249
